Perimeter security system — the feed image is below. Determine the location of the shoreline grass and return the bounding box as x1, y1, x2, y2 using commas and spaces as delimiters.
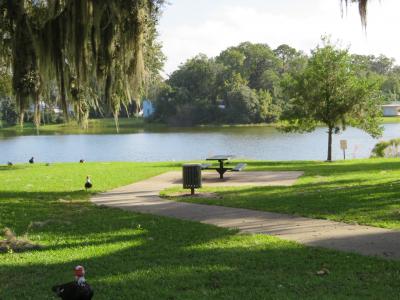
381, 116, 400, 123
0, 118, 166, 136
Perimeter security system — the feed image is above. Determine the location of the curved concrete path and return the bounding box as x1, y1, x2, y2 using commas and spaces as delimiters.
92, 171, 400, 260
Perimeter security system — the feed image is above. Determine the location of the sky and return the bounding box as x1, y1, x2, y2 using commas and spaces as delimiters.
158, 0, 400, 75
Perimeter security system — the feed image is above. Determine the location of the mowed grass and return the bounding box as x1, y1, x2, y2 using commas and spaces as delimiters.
1, 162, 400, 299
162, 158, 400, 229
382, 116, 400, 123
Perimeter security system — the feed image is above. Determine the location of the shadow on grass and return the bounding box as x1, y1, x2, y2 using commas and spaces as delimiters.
0, 165, 29, 171
3, 159, 400, 297
2, 181, 400, 298
0, 191, 92, 234
2, 208, 400, 299
0, 191, 89, 201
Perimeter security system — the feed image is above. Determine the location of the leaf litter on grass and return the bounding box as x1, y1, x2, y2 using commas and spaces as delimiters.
0, 228, 42, 253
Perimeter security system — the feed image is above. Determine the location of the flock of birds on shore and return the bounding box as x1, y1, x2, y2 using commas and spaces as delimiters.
6, 157, 93, 191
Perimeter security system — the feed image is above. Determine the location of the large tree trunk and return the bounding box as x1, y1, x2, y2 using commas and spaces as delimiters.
327, 126, 333, 162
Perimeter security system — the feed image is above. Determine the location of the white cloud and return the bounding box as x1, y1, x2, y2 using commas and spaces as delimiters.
159, 0, 400, 75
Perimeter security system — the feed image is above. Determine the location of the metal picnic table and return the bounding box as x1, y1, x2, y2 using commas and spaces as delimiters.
205, 155, 246, 179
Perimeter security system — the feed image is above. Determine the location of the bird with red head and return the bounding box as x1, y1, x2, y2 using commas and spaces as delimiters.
52, 265, 94, 300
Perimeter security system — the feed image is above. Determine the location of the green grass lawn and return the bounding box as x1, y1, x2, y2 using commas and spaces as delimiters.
382, 116, 400, 123
162, 158, 400, 229
2, 162, 400, 299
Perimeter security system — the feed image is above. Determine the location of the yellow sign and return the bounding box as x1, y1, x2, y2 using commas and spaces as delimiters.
340, 140, 348, 150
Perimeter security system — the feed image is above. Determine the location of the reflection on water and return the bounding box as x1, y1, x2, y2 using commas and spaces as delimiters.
0, 124, 399, 163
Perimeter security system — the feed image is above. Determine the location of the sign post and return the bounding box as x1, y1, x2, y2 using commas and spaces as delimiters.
340, 140, 348, 160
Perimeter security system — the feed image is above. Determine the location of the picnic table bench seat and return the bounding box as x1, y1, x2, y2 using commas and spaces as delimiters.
232, 163, 247, 172
201, 161, 247, 172
201, 163, 212, 169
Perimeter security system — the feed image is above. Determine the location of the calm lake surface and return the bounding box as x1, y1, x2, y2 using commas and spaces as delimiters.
1, 124, 400, 163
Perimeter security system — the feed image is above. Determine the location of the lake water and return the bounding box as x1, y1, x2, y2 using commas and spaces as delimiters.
1, 124, 400, 163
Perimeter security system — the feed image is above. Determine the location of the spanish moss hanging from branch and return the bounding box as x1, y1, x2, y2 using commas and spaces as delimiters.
0, 0, 164, 129
342, 0, 369, 28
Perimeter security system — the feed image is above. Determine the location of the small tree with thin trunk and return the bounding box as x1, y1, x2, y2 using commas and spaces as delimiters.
280, 38, 383, 161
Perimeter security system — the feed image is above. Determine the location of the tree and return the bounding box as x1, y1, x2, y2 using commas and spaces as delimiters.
216, 42, 280, 91
152, 55, 226, 125
222, 73, 273, 124
168, 54, 223, 104
0, 0, 164, 129
281, 39, 383, 161
274, 44, 307, 75
157, 49, 283, 126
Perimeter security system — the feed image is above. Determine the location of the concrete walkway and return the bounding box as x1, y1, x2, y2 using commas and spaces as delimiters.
91, 171, 400, 260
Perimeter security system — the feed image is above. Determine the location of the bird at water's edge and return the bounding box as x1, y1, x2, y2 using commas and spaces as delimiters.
29, 157, 34, 164
52, 265, 94, 300
85, 176, 92, 191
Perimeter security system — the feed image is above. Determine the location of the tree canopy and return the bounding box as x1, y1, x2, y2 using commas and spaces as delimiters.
152, 43, 305, 125
152, 45, 286, 125
152, 40, 396, 129
0, 0, 164, 129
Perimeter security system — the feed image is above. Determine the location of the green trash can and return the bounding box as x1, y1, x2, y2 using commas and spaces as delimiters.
182, 164, 202, 195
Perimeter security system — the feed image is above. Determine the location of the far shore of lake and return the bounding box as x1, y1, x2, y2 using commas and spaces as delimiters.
0, 116, 398, 136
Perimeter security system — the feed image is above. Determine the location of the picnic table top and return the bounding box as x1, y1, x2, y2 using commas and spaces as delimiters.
206, 155, 236, 161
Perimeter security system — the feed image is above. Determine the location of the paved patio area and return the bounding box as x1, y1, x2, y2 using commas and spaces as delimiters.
91, 171, 400, 260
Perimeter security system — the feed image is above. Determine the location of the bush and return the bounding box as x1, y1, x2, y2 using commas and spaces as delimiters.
371, 138, 400, 158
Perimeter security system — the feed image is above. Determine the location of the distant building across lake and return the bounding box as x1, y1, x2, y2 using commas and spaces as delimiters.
142, 100, 155, 118
382, 103, 400, 117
